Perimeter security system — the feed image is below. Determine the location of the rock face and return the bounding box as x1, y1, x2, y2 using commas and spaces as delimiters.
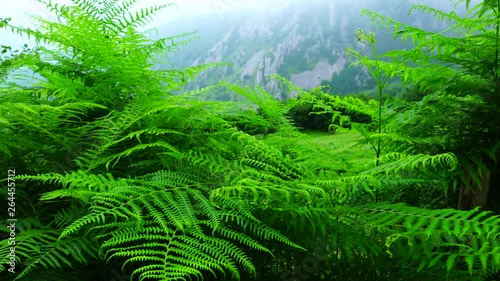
291, 57, 347, 90
156, 0, 458, 98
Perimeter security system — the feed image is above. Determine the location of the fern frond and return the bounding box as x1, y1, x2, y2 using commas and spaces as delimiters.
0, 229, 97, 280
358, 203, 500, 274
44, 174, 300, 280
366, 152, 459, 175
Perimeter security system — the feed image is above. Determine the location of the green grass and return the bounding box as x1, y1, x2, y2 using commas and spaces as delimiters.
302, 130, 375, 171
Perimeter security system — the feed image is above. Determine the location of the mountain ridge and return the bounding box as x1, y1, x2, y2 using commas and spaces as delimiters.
156, 0, 460, 98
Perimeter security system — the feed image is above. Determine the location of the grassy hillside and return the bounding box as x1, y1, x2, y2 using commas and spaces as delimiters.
303, 130, 373, 171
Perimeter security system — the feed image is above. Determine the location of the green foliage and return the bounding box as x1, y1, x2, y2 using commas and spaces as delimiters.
1, 1, 500, 281
0, 0, 301, 280
286, 86, 373, 132
321, 64, 375, 95
361, 0, 500, 211
359, 203, 500, 275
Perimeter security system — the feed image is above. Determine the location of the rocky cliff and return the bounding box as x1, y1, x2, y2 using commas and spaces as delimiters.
156, 0, 457, 99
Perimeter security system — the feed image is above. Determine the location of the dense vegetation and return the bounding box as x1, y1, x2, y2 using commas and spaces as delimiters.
0, 0, 499, 280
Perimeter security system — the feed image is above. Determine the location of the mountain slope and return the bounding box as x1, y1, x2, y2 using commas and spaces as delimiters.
156, 0, 458, 99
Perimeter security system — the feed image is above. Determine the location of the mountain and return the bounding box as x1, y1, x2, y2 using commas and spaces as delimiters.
155, 0, 460, 99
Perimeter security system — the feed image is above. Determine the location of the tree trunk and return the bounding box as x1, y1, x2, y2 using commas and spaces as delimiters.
457, 168, 490, 210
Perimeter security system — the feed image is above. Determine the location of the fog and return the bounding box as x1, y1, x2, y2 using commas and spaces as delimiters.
0, 0, 283, 48
0, 0, 480, 50
0, 0, 284, 28
0, 0, 472, 28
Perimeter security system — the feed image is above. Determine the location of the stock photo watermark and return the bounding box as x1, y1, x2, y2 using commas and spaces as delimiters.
211, 0, 245, 18
6, 169, 16, 274
280, 234, 337, 281
3, 169, 129, 280
110, 269, 131, 281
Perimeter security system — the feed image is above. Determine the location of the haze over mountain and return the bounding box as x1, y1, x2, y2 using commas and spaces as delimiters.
1, 0, 472, 98
155, 0, 462, 99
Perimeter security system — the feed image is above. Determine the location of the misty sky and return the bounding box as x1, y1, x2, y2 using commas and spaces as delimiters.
0, 0, 276, 48
0, 0, 476, 31
0, 0, 478, 50
0, 0, 281, 28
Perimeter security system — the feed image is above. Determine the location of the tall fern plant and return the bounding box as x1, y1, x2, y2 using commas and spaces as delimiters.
361, 0, 500, 211
273, 3, 500, 276
347, 30, 394, 165
0, 1, 301, 280
2, 0, 500, 280
261, 77, 500, 280
341, 30, 405, 202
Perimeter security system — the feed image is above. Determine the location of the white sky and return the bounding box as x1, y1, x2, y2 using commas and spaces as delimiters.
0, 0, 473, 50
0, 0, 280, 48
0, 0, 278, 27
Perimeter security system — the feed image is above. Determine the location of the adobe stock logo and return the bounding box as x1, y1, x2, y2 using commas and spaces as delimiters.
211, 0, 245, 19
280, 234, 337, 281
109, 269, 130, 281
360, 0, 404, 34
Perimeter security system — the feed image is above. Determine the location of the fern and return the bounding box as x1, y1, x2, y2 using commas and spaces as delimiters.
358, 203, 500, 274
37, 173, 297, 280
0, 228, 97, 280
3, 0, 500, 280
